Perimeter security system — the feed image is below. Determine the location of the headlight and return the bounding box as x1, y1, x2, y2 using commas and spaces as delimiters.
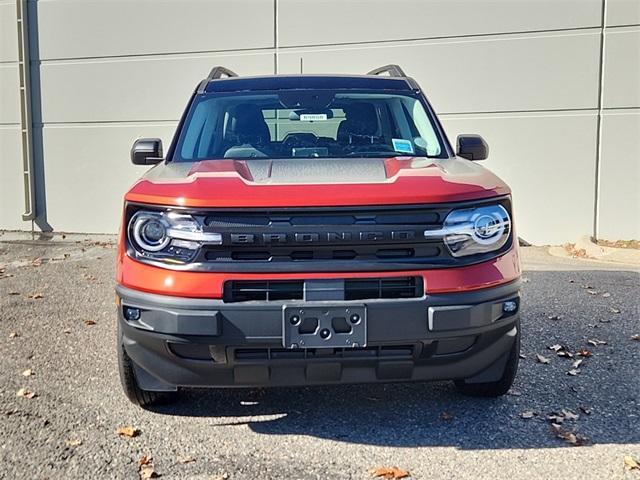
424, 204, 511, 257
128, 210, 222, 262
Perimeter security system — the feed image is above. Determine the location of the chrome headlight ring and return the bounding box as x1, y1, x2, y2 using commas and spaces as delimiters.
128, 210, 222, 260
424, 204, 511, 257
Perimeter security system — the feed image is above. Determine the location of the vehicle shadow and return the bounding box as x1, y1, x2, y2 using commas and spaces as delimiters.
151, 268, 640, 449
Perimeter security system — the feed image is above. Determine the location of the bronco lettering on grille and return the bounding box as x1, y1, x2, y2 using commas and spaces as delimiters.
228, 231, 416, 245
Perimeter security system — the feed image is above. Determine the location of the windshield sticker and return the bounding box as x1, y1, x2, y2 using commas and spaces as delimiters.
299, 113, 328, 122
392, 138, 415, 154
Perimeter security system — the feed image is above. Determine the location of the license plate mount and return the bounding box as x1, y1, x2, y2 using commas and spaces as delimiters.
282, 304, 367, 349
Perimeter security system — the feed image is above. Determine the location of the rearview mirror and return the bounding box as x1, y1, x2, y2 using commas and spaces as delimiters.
131, 138, 163, 165
456, 134, 488, 161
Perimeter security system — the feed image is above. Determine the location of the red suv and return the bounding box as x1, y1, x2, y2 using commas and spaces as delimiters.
116, 65, 521, 407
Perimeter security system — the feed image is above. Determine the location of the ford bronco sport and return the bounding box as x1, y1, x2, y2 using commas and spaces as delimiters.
117, 65, 521, 407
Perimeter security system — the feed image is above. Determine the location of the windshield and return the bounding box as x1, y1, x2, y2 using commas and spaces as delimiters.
173, 90, 447, 161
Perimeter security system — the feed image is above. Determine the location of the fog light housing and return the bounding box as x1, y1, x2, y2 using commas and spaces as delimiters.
502, 300, 518, 313
123, 306, 141, 321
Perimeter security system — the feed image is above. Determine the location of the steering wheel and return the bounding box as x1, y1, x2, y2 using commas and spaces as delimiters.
282, 132, 318, 149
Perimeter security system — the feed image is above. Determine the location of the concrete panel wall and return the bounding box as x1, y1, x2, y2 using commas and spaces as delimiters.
39, 53, 274, 123
278, 0, 602, 46
597, 110, 640, 240
606, 0, 640, 26
40, 123, 177, 232
597, 13, 640, 241
0, 64, 20, 123
0, 2, 22, 230
0, 0, 18, 62
34, 0, 275, 59
441, 111, 598, 245
0, 127, 24, 230
602, 26, 640, 108
279, 31, 601, 113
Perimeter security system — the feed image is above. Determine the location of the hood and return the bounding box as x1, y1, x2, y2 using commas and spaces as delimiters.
124, 157, 510, 208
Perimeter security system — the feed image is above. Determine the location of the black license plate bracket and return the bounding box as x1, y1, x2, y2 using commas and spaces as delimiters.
282, 304, 367, 349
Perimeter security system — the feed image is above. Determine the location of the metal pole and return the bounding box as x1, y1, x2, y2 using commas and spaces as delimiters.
16, 0, 36, 222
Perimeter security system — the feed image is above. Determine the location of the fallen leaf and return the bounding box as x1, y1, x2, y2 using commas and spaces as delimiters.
599, 318, 611, 324
83, 320, 97, 326
520, 410, 537, 419
548, 344, 563, 352
26, 293, 44, 299
370, 466, 410, 479
557, 350, 574, 359
66, 438, 82, 447
9, 332, 19, 338
139, 463, 157, 479
507, 389, 522, 396
547, 413, 564, 424
440, 411, 454, 421
139, 455, 152, 466
581, 284, 593, 289
547, 314, 562, 320
588, 339, 607, 346
31, 258, 42, 267
177, 455, 195, 464
551, 424, 589, 446
571, 359, 583, 369
577, 348, 593, 357
624, 456, 640, 470
116, 426, 140, 438
567, 369, 581, 376
610, 307, 621, 314
62, 328, 71, 334
631, 334, 640, 342
518, 353, 526, 359
16, 387, 36, 399
9, 291, 20, 295
211, 474, 229, 480
579, 405, 592, 415
536, 354, 551, 364
21, 368, 33, 377
601, 292, 611, 298
562, 409, 580, 421
586, 289, 598, 295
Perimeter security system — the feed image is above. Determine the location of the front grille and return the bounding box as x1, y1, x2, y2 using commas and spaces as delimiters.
206, 244, 439, 262
234, 345, 416, 361
224, 280, 304, 302
344, 277, 423, 300
126, 197, 512, 272
224, 276, 423, 303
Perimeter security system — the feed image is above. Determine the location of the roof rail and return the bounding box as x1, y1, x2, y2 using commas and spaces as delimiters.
366, 64, 407, 77
206, 66, 238, 81
197, 65, 239, 93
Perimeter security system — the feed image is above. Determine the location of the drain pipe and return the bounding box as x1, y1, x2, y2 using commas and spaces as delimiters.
16, 0, 36, 222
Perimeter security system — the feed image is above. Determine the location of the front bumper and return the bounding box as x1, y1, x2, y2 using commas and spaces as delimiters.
116, 280, 520, 389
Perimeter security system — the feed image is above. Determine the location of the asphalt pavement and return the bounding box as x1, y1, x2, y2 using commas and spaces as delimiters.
1, 238, 639, 479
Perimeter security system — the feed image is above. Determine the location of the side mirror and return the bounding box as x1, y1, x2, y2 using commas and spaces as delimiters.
456, 134, 488, 161
131, 138, 163, 165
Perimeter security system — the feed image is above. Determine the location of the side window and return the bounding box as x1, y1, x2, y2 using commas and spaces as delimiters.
262, 109, 277, 141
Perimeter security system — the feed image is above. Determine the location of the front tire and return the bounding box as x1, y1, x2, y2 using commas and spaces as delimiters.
117, 328, 177, 408
454, 325, 520, 397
